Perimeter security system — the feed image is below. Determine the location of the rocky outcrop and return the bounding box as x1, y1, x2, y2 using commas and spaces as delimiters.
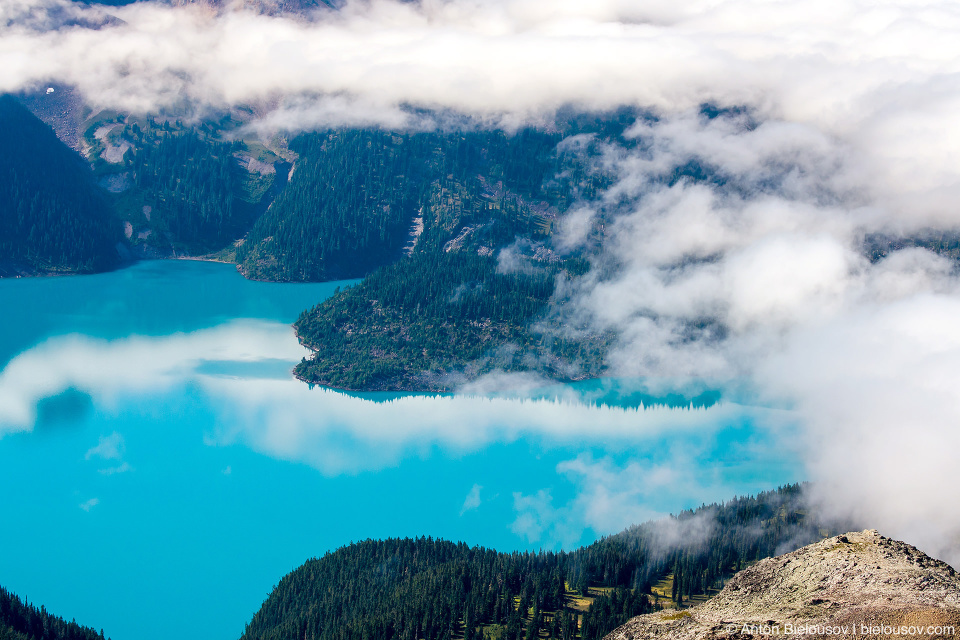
606, 530, 960, 639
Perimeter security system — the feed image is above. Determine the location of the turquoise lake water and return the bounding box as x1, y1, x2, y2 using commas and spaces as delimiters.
0, 261, 802, 640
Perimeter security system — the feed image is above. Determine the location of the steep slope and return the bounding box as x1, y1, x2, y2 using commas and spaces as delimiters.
0, 95, 118, 275
290, 129, 594, 390
605, 530, 960, 640
130, 128, 248, 252
237, 130, 431, 282
0, 585, 108, 640
240, 485, 843, 640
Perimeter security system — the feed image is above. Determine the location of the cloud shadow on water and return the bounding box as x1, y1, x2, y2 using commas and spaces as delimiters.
34, 387, 94, 431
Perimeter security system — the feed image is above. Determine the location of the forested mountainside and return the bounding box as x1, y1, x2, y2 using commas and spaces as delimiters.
88, 114, 279, 258
0, 95, 118, 275
59, 105, 587, 279
294, 250, 561, 389
8, 95, 740, 391
290, 127, 600, 389
130, 128, 248, 251
241, 484, 841, 640
289, 122, 629, 390
239, 127, 566, 282
9, 93, 636, 388
237, 130, 432, 281
10, 95, 655, 389
0, 586, 107, 640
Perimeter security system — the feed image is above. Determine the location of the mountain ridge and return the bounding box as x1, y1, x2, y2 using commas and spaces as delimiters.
605, 529, 960, 640
239, 484, 849, 640
0, 94, 119, 276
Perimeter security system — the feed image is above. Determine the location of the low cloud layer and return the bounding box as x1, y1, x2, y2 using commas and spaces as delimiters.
4, 0, 960, 561
546, 108, 960, 564
2, 0, 960, 223
0, 320, 794, 549
761, 295, 960, 564
511, 454, 723, 549
0, 320, 780, 465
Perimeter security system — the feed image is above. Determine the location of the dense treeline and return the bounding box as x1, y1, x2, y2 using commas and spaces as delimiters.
291, 127, 586, 389
242, 484, 841, 640
285, 115, 671, 390
564, 484, 827, 603
237, 128, 562, 282
578, 588, 650, 640
237, 130, 431, 281
0, 95, 117, 274
0, 586, 106, 640
294, 249, 557, 388
131, 127, 247, 250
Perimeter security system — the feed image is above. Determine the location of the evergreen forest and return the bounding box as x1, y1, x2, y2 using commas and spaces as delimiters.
291, 127, 605, 389
242, 484, 839, 640
1, 98, 743, 392
0, 586, 107, 640
236, 127, 565, 282
130, 127, 249, 251
237, 130, 432, 281
0, 95, 117, 275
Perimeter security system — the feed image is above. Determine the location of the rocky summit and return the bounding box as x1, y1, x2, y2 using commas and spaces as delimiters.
605, 530, 960, 640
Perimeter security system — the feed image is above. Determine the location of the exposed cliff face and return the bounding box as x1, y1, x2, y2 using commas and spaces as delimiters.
606, 530, 960, 640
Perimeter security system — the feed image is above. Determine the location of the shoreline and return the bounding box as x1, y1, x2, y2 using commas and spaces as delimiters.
6, 254, 577, 396
291, 321, 588, 394
1, 253, 242, 280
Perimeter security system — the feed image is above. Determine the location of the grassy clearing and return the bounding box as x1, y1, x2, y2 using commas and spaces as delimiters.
648, 573, 722, 609
661, 610, 692, 621
238, 170, 274, 204
650, 574, 676, 608
684, 589, 720, 606
240, 139, 284, 164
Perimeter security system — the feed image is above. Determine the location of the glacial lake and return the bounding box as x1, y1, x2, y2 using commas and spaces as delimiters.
0, 261, 801, 640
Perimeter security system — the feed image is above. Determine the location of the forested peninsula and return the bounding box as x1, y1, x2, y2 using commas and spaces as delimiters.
11, 93, 959, 391
1, 92, 633, 390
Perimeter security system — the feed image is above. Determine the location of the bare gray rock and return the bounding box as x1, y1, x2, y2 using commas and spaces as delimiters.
606, 530, 960, 640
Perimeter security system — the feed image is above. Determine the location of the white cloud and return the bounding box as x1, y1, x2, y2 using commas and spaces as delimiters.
758, 293, 960, 567
1, 0, 960, 226
459, 483, 482, 515
0, 319, 307, 433
510, 449, 774, 549
98, 461, 132, 475
85, 432, 125, 461
556, 454, 689, 535
0, 319, 771, 475
205, 377, 757, 475
79, 497, 100, 512
547, 109, 960, 563
510, 489, 583, 549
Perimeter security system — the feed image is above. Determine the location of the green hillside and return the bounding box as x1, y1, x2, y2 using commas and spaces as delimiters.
0, 485, 843, 640
236, 130, 432, 281
4, 103, 639, 390
241, 484, 839, 640
0, 95, 118, 275
290, 127, 607, 390
0, 586, 107, 640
